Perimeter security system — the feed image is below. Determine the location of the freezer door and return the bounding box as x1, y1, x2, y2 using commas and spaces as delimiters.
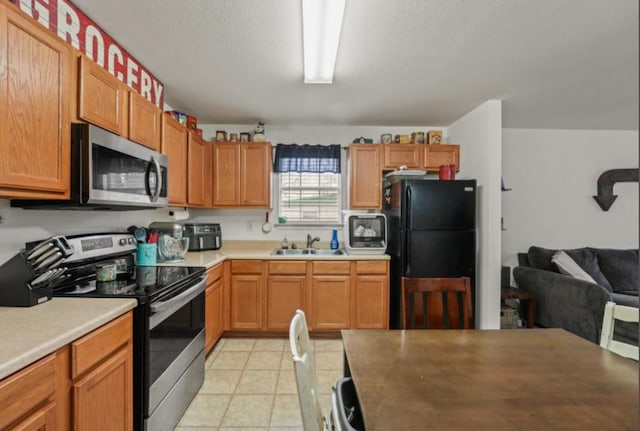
403, 230, 475, 278
401, 180, 476, 230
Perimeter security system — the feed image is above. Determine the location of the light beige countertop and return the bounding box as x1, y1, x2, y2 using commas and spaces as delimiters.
163, 241, 390, 269
0, 297, 137, 380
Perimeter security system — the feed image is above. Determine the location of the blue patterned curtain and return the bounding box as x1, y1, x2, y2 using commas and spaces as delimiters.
273, 144, 341, 173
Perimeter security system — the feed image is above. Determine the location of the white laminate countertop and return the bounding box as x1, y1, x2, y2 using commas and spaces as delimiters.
0, 297, 137, 380
159, 241, 390, 269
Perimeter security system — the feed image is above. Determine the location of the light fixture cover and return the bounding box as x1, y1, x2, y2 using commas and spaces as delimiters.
302, 0, 346, 84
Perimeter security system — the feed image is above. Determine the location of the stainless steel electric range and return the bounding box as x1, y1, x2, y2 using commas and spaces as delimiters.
30, 232, 207, 431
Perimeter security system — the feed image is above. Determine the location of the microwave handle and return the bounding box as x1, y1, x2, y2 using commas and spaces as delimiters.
149, 155, 162, 202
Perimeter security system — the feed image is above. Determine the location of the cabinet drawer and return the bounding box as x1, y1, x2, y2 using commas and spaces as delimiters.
231, 260, 263, 274
313, 261, 351, 274
72, 312, 132, 378
356, 261, 387, 274
207, 263, 223, 285
0, 354, 56, 430
269, 260, 307, 275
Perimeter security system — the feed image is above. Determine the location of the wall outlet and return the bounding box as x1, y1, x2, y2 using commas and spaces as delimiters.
246, 220, 253, 232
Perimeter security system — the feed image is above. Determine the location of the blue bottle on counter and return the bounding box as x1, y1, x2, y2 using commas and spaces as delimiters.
330, 229, 339, 250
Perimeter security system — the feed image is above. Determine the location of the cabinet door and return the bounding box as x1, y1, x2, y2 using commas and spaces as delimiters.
205, 278, 223, 353
161, 114, 188, 206
78, 56, 126, 136
230, 275, 263, 330
204, 142, 214, 207
349, 144, 381, 209
382, 145, 422, 169
240, 143, 271, 206
128, 90, 161, 151
309, 276, 351, 330
267, 276, 305, 330
11, 401, 56, 431
0, 5, 71, 198
213, 143, 240, 206
73, 345, 133, 431
187, 132, 206, 207
355, 275, 389, 329
424, 144, 460, 171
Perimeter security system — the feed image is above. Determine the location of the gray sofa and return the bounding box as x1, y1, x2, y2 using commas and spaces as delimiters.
513, 246, 638, 345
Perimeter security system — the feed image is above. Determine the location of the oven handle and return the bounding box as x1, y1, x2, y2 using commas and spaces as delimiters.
149, 155, 162, 202
149, 275, 207, 329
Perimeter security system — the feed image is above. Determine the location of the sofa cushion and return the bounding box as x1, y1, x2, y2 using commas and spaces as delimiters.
593, 249, 639, 294
528, 246, 612, 291
552, 251, 596, 283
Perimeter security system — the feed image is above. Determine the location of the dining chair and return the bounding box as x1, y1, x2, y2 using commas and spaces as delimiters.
599, 301, 639, 360
289, 309, 332, 431
401, 276, 473, 329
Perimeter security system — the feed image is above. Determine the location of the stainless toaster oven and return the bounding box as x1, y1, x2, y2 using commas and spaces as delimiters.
183, 223, 222, 251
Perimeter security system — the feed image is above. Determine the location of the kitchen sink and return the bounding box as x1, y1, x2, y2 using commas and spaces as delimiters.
270, 248, 348, 256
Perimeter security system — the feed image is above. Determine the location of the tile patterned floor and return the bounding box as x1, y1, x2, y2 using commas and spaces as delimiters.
175, 337, 344, 431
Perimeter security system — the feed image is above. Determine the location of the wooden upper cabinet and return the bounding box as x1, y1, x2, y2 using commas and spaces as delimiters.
78, 56, 126, 136
204, 142, 214, 207
212, 143, 240, 206
187, 131, 206, 207
128, 90, 161, 151
424, 144, 460, 171
213, 142, 271, 207
349, 144, 381, 209
0, 4, 72, 198
161, 114, 188, 206
382, 144, 422, 169
240, 143, 271, 206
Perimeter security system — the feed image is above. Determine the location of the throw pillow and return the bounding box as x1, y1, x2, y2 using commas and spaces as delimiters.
592, 249, 639, 294
562, 248, 613, 291
551, 251, 597, 283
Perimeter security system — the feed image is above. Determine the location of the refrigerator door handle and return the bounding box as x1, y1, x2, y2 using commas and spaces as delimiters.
404, 232, 411, 274
405, 185, 412, 230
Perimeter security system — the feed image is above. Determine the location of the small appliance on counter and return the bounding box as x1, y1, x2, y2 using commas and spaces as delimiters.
0, 235, 75, 306
344, 213, 387, 255
183, 223, 222, 251
148, 221, 189, 262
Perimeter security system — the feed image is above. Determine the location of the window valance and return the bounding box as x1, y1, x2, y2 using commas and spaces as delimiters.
273, 144, 341, 174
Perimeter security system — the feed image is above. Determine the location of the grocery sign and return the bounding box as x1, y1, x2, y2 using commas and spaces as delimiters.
11, 0, 164, 107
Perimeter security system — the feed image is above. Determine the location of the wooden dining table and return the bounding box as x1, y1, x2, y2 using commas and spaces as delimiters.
340, 329, 638, 430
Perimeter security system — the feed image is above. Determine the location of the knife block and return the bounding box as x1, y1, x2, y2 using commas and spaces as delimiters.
0, 252, 53, 307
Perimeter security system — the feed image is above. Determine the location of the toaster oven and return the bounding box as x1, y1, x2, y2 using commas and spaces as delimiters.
183, 223, 222, 251
344, 213, 387, 255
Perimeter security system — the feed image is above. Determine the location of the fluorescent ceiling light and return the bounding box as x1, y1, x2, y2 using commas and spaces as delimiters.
302, 0, 346, 84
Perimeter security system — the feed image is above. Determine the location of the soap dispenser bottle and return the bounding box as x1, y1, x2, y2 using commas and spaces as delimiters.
281, 236, 289, 250
330, 229, 339, 250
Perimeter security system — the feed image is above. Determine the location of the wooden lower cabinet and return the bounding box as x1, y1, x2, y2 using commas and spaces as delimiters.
309, 275, 351, 330
230, 274, 264, 330
355, 275, 388, 328
205, 263, 224, 353
73, 346, 132, 431
267, 276, 306, 330
0, 311, 133, 431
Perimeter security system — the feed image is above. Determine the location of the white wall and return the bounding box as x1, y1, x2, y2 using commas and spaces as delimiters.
448, 100, 503, 329
502, 128, 639, 271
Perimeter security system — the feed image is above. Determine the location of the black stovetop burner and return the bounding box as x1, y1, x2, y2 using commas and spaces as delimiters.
54, 265, 205, 303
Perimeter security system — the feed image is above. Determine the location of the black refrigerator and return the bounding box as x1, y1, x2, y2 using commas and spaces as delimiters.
382, 177, 477, 329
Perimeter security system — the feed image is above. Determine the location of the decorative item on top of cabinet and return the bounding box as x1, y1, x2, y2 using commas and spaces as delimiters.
427, 130, 443, 145
253, 121, 266, 142
0, 3, 72, 199
349, 144, 381, 209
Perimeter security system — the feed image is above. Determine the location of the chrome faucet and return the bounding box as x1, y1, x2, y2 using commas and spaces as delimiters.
306, 234, 321, 249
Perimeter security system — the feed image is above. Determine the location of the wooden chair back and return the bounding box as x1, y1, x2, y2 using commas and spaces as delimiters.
401, 277, 473, 329
599, 301, 639, 360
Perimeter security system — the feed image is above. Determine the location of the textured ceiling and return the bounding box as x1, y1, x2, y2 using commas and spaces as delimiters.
70, 0, 638, 129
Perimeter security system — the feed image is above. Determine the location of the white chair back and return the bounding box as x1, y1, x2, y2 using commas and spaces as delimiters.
599, 301, 639, 360
289, 309, 330, 431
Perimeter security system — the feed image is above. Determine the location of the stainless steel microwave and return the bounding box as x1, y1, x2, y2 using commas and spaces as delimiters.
12, 124, 168, 210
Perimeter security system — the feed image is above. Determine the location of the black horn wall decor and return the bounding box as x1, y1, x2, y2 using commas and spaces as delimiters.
593, 168, 639, 211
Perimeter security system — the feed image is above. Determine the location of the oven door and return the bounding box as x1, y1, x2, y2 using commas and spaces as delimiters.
146, 275, 206, 429
84, 124, 168, 207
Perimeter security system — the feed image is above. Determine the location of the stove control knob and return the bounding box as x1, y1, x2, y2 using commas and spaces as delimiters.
128, 238, 135, 245
119, 238, 127, 246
